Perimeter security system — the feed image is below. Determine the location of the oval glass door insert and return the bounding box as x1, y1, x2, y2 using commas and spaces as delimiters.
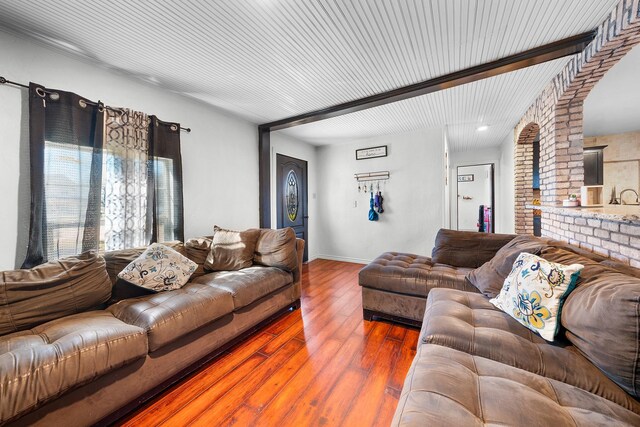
286, 170, 299, 222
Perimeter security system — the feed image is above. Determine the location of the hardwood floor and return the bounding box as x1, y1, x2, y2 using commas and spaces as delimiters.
117, 259, 419, 427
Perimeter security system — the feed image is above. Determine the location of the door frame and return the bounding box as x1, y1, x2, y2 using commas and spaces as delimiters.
275, 153, 309, 261
456, 163, 495, 233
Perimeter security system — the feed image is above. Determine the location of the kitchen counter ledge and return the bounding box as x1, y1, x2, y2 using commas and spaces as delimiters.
525, 204, 640, 225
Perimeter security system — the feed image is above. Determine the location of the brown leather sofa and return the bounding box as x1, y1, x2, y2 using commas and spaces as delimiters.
0, 229, 304, 426
361, 229, 640, 426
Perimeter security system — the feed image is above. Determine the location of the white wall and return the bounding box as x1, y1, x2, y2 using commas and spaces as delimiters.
316, 128, 446, 264
498, 134, 515, 234
270, 132, 318, 260
584, 43, 640, 137
443, 131, 451, 229
0, 30, 260, 269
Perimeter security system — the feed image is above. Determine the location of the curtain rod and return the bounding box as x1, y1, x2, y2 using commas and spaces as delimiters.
0, 76, 191, 133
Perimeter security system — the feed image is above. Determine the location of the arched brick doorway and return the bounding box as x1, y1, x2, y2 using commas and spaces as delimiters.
513, 0, 640, 237
514, 123, 540, 234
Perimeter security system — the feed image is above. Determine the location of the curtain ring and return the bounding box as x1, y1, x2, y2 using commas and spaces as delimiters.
35, 87, 46, 98
170, 124, 178, 132
97, 101, 105, 113
79, 99, 87, 108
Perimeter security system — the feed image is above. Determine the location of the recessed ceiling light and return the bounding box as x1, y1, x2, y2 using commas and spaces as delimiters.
477, 125, 489, 131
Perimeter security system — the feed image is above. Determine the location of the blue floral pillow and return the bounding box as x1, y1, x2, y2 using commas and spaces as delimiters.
490, 252, 583, 341
118, 243, 197, 292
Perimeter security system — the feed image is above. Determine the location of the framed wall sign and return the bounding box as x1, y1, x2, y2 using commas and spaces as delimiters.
356, 145, 387, 160
458, 174, 474, 182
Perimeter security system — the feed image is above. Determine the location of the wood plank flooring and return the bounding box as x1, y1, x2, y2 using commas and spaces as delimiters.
117, 259, 419, 427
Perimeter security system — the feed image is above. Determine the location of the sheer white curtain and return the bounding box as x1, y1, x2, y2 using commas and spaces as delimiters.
102, 109, 150, 251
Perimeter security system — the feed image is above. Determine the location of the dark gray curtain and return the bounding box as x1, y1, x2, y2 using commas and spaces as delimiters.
148, 116, 185, 244
22, 83, 104, 268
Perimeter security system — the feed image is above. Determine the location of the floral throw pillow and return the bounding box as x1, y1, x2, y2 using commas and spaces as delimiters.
118, 243, 197, 292
490, 252, 583, 341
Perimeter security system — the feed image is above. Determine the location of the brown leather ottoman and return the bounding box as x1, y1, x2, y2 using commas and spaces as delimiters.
358, 252, 479, 326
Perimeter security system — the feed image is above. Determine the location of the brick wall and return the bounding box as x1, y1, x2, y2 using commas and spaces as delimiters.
542, 211, 640, 268
514, 124, 537, 234
513, 0, 640, 253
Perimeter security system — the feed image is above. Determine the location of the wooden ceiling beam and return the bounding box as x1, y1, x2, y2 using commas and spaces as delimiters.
259, 30, 596, 131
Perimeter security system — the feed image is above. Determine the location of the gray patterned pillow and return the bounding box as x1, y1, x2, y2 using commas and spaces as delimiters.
117, 243, 197, 292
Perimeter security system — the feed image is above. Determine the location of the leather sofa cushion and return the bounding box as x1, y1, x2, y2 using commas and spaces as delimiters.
466, 235, 546, 297
0, 311, 147, 424
430, 228, 515, 268
542, 247, 640, 399
205, 226, 261, 271
192, 266, 293, 310
254, 228, 298, 272
0, 251, 112, 336
420, 289, 640, 414
108, 283, 234, 352
359, 252, 478, 298
392, 344, 640, 427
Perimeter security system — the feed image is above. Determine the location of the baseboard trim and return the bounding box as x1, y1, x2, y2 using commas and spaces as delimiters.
316, 254, 371, 265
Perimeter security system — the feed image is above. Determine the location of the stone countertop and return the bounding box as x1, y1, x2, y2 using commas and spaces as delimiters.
525, 204, 640, 224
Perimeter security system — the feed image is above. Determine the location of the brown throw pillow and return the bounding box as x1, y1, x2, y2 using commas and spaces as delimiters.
254, 228, 297, 271
556, 248, 640, 399
0, 251, 112, 335
600, 259, 640, 279
205, 226, 260, 271
184, 236, 213, 278
431, 228, 516, 268
466, 235, 546, 297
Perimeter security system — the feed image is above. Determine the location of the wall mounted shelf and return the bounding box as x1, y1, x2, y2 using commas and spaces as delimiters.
354, 171, 390, 182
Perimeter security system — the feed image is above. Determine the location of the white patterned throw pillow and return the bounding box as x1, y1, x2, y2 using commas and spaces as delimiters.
118, 243, 197, 292
490, 252, 583, 342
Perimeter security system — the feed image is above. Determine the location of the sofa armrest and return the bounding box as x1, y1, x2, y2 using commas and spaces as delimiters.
293, 238, 305, 286
431, 228, 516, 268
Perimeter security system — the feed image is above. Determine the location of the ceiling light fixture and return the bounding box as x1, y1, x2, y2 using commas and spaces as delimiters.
477, 125, 489, 131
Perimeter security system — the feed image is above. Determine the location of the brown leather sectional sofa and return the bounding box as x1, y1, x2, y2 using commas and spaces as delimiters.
0, 229, 304, 426
361, 229, 640, 426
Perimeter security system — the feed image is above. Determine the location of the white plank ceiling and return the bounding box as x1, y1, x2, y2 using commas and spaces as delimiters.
0, 0, 618, 150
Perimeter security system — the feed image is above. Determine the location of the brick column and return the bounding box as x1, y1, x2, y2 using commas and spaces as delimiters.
514, 139, 534, 234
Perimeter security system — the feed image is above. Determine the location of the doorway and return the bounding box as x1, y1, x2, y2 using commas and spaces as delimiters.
456, 164, 495, 232
276, 154, 308, 261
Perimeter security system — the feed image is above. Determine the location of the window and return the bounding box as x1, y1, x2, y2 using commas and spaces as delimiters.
44, 141, 93, 260
23, 85, 184, 267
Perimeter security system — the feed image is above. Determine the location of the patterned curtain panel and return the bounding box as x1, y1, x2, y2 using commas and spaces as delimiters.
103, 109, 151, 251
23, 83, 104, 268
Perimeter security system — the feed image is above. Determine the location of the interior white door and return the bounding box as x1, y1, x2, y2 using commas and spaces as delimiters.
457, 164, 493, 232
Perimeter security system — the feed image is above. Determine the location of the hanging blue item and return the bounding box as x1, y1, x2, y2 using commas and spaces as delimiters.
375, 191, 384, 213
368, 192, 379, 221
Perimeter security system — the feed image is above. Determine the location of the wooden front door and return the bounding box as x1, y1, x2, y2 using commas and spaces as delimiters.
276, 154, 308, 261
